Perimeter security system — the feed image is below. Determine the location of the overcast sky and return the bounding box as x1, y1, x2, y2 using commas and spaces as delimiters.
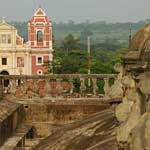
0, 0, 150, 23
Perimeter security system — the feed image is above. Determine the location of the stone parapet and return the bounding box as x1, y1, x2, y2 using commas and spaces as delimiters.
0, 74, 117, 101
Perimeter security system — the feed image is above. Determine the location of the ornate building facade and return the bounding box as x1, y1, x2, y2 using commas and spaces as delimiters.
0, 7, 53, 75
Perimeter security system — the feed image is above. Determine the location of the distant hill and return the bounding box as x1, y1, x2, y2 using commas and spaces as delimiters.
11, 20, 150, 74
11, 19, 150, 47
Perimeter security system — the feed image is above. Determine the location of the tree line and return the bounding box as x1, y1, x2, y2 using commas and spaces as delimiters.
11, 20, 146, 74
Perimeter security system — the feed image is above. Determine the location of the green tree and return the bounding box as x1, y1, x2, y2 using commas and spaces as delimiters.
53, 49, 87, 74
61, 34, 80, 51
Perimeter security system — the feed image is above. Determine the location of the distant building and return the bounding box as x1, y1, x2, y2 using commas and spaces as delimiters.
0, 6, 53, 76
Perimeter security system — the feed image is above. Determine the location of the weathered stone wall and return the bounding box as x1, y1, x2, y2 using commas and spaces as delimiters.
23, 101, 109, 137
0, 104, 24, 147
115, 24, 150, 150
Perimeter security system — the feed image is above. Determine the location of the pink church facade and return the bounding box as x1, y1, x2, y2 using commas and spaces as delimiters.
0, 7, 53, 76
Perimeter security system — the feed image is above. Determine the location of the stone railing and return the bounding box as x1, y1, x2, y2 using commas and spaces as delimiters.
0, 74, 117, 101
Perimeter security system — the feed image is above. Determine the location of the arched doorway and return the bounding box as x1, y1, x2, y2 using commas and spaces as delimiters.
0, 70, 9, 87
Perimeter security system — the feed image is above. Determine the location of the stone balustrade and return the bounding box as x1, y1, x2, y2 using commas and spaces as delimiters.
0, 74, 117, 101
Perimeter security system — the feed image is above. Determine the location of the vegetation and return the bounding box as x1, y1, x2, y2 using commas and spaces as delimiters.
52, 34, 127, 74
12, 19, 147, 45
11, 20, 146, 74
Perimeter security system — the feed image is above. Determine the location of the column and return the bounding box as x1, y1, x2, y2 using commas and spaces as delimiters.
80, 78, 86, 96
29, 54, 32, 75
26, 52, 29, 75
34, 41, 37, 46
43, 41, 46, 46
49, 40, 52, 49
104, 78, 110, 97
69, 79, 74, 95
92, 78, 98, 96
12, 52, 16, 75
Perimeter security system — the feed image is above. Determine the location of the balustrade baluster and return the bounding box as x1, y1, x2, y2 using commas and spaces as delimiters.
33, 78, 38, 97
80, 77, 86, 96
0, 74, 116, 100
104, 78, 110, 97
69, 79, 74, 95
92, 78, 98, 96
45, 78, 51, 97
22, 79, 28, 96
9, 79, 17, 94
56, 78, 63, 96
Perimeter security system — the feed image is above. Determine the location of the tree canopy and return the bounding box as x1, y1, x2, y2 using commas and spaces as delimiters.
50, 34, 127, 74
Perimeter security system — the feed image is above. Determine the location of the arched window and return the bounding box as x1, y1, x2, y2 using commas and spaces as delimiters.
37, 30, 43, 41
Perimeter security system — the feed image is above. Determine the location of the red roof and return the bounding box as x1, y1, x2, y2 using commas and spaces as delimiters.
28, 7, 51, 24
